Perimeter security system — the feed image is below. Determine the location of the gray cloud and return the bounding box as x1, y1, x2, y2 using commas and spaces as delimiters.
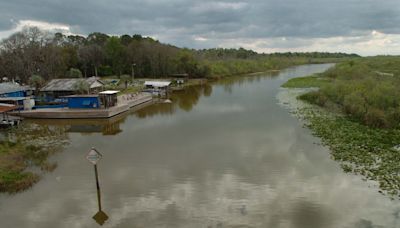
0, 0, 400, 54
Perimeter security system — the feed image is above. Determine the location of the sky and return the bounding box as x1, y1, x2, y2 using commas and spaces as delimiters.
0, 0, 399, 56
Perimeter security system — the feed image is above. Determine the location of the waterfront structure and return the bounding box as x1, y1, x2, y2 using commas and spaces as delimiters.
40, 77, 104, 101
171, 73, 189, 84
144, 81, 171, 96
0, 97, 35, 110
99, 90, 119, 108
17, 93, 152, 119
0, 82, 32, 97
0, 103, 21, 128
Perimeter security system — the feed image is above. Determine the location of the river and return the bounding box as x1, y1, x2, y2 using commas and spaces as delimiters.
0, 64, 399, 228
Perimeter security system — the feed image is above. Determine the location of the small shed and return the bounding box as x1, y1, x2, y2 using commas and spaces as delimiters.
99, 90, 119, 108
64, 95, 100, 109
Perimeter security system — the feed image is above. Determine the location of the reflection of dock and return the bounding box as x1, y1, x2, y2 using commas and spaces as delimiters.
16, 93, 153, 119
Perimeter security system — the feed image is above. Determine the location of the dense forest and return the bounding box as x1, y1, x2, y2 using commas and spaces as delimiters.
0, 26, 359, 84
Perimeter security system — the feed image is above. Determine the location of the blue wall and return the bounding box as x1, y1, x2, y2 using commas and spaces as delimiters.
0, 91, 27, 97
67, 97, 100, 109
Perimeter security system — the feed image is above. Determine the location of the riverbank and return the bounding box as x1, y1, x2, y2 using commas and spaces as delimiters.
279, 59, 400, 198
0, 123, 68, 193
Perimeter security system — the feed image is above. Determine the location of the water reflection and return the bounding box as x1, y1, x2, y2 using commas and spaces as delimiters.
26, 115, 126, 136
135, 73, 278, 119
135, 83, 213, 118
0, 65, 399, 228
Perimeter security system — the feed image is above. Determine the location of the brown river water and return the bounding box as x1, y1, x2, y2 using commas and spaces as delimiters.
0, 64, 399, 228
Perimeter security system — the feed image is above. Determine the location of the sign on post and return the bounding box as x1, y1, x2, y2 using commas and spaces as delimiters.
86, 147, 109, 225
86, 147, 102, 165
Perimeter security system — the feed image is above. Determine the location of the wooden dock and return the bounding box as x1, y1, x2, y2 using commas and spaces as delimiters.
15, 93, 153, 119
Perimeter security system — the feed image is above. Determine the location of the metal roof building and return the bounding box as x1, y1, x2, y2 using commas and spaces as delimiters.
40, 77, 104, 101
41, 77, 104, 92
0, 82, 32, 97
144, 81, 171, 88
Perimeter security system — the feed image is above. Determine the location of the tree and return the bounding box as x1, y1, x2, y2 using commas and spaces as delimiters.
78, 44, 105, 77
66, 68, 82, 78
120, 74, 130, 89
105, 37, 125, 76
176, 50, 199, 77
87, 32, 109, 46
120, 34, 132, 46
29, 74, 44, 95
73, 79, 90, 94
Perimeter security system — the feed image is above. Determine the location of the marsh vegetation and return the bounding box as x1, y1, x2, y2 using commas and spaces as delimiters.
282, 57, 400, 198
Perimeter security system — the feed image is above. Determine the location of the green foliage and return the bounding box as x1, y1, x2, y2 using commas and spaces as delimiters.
296, 106, 400, 198
98, 65, 113, 76
105, 36, 125, 75
0, 27, 360, 82
0, 123, 68, 193
73, 79, 90, 94
285, 56, 400, 129
66, 68, 82, 78
29, 74, 44, 92
282, 75, 331, 88
120, 74, 131, 89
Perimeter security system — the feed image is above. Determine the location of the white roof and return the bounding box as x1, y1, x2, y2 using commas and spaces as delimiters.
99, 90, 119, 95
144, 81, 171, 87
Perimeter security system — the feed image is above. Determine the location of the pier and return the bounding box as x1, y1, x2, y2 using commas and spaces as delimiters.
16, 93, 153, 119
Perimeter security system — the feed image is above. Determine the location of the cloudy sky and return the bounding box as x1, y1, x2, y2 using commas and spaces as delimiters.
0, 0, 399, 55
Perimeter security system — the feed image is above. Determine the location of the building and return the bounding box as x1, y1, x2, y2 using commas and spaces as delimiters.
99, 90, 119, 108
171, 73, 189, 84
40, 77, 104, 101
0, 82, 32, 97
0, 82, 34, 110
144, 81, 171, 97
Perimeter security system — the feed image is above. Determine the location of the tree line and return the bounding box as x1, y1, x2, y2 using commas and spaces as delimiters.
0, 26, 359, 84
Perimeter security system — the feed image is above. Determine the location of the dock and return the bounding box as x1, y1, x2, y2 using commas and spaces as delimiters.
15, 93, 153, 119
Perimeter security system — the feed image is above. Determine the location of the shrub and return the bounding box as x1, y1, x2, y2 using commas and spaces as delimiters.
364, 108, 387, 128
66, 68, 82, 78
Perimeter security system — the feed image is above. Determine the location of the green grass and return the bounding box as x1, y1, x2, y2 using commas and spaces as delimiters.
119, 85, 144, 95
0, 170, 39, 193
281, 75, 331, 88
